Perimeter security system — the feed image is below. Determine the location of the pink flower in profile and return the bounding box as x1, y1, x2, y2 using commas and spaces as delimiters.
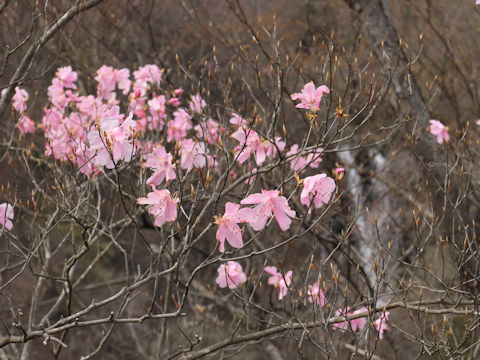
189, 94, 206, 113
137, 188, 178, 227
12, 87, 28, 113
144, 145, 176, 186
167, 109, 192, 142
307, 282, 325, 306
241, 190, 295, 231
374, 311, 390, 339
17, 115, 35, 134
264, 266, 292, 300
429, 120, 450, 144
300, 174, 336, 212
232, 127, 266, 165
216, 261, 247, 289
0, 203, 14, 231
174, 88, 184, 96
291, 81, 330, 112
215, 202, 255, 252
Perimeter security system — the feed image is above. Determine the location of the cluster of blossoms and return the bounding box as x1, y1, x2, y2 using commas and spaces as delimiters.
5, 72, 393, 339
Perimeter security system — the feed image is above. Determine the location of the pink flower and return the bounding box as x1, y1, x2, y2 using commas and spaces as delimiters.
95, 65, 117, 99
264, 266, 292, 300
147, 94, 166, 131
167, 109, 192, 142
287, 145, 323, 173
300, 174, 336, 212
229, 113, 247, 127
429, 120, 450, 144
169, 97, 181, 106
332, 307, 368, 331
350, 308, 368, 331
307, 282, 325, 306
215, 202, 256, 252
215, 261, 247, 289
17, 115, 35, 134
179, 139, 209, 171
264, 136, 286, 158
87, 114, 137, 169
137, 188, 178, 227
241, 190, 295, 231
12, 87, 28, 113
374, 311, 390, 339
134, 64, 163, 84
194, 118, 219, 144
0, 203, 14, 231
291, 81, 329, 112
144, 145, 176, 186
174, 88, 184, 96
189, 94, 206, 113
114, 68, 131, 95
232, 127, 266, 165
55, 66, 77, 89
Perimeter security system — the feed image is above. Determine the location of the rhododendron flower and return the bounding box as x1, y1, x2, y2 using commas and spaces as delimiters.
194, 118, 219, 144
179, 139, 209, 171
307, 282, 325, 306
232, 127, 266, 165
286, 145, 323, 173
87, 114, 137, 169
189, 94, 206, 113
216, 261, 247, 289
12, 87, 28, 113
95, 65, 117, 99
374, 311, 390, 339
264, 266, 292, 300
55, 66, 77, 89
332, 307, 368, 331
17, 115, 35, 134
167, 109, 192, 142
230, 113, 247, 127
265, 136, 286, 158
147, 94, 166, 131
215, 202, 255, 252
114, 68, 131, 95
300, 174, 336, 212
0, 203, 14, 231
291, 81, 329, 112
144, 145, 176, 186
169, 97, 180, 106
137, 188, 178, 227
241, 190, 295, 231
429, 120, 450, 144
134, 64, 163, 84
